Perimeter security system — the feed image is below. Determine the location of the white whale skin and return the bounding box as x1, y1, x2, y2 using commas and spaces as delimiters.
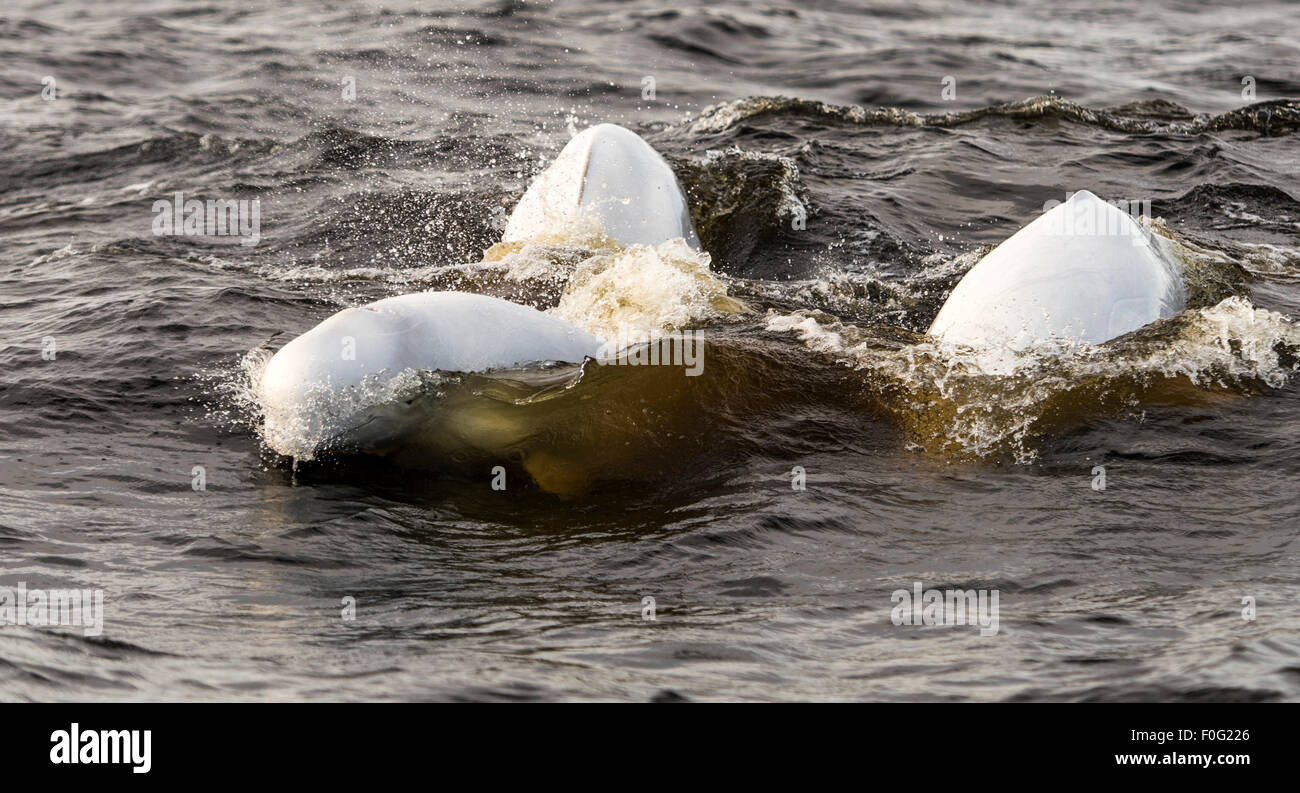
259, 291, 603, 454
504, 123, 701, 249
928, 190, 1186, 369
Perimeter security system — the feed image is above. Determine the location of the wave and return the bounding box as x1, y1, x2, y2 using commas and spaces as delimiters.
681, 94, 1300, 137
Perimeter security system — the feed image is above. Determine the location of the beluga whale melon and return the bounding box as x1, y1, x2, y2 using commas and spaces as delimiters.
928, 190, 1186, 372
504, 123, 701, 249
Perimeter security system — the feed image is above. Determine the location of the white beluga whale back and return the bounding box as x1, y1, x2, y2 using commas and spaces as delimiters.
929, 190, 1186, 372
259, 292, 602, 457
504, 123, 700, 249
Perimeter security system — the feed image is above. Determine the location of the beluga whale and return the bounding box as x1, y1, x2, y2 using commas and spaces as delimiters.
256, 123, 702, 467
504, 122, 700, 249
258, 291, 603, 458
928, 190, 1187, 372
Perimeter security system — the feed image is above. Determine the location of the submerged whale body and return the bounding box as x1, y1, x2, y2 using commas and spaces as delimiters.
504, 123, 700, 249
929, 190, 1186, 371
259, 292, 602, 456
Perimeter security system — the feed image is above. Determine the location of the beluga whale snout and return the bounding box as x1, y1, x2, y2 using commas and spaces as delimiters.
505, 123, 700, 249
929, 189, 1186, 372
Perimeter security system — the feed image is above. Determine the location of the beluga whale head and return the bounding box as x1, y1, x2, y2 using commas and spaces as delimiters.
928, 189, 1187, 373
257, 292, 603, 459
504, 123, 700, 249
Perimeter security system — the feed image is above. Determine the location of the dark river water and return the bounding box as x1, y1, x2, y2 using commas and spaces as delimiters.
2, 0, 1299, 701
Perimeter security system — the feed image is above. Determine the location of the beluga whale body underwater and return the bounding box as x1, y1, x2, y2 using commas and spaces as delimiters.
256, 121, 1208, 484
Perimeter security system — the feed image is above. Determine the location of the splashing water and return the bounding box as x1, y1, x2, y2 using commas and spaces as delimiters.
768, 296, 1299, 462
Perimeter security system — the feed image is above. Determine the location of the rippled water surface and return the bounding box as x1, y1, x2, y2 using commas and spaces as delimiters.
2, 0, 1299, 701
